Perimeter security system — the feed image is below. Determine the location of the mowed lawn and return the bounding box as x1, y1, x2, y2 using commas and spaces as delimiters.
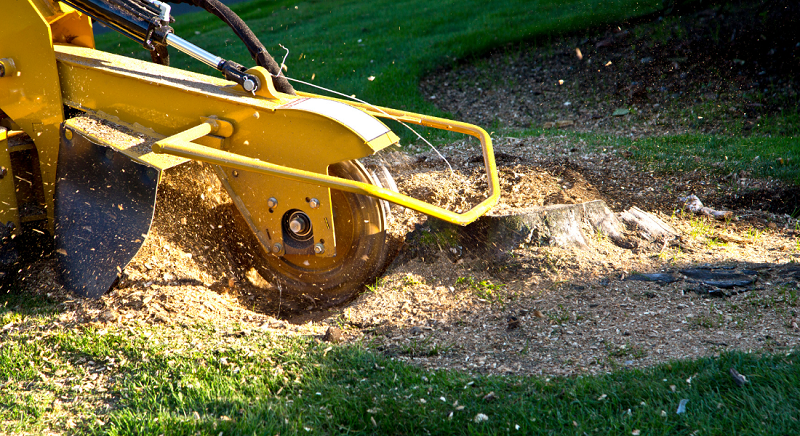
2, 1, 798, 435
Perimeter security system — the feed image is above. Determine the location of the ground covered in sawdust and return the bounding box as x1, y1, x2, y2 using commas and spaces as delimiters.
12, 0, 800, 376
16, 134, 800, 376
344, 135, 800, 376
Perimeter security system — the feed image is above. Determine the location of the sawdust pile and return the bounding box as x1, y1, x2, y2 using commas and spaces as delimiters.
365, 146, 605, 218
15, 136, 631, 328
341, 137, 800, 377
18, 162, 283, 329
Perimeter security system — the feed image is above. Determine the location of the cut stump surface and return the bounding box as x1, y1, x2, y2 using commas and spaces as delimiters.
411, 200, 635, 264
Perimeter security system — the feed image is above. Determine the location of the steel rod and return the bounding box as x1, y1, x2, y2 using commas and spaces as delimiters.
165, 34, 224, 69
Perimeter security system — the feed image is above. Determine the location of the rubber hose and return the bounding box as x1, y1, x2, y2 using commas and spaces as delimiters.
167, 0, 295, 94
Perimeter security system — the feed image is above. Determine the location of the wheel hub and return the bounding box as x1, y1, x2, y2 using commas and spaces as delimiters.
284, 210, 313, 241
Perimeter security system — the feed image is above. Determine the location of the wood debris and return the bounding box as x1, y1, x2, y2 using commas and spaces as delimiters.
681, 194, 733, 220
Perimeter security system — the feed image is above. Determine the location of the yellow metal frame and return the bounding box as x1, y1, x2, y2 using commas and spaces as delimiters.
0, 0, 73, 233
52, 45, 390, 257
152, 109, 500, 226
0, 128, 21, 230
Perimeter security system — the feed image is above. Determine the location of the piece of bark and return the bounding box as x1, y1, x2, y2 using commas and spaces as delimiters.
619, 207, 679, 241
322, 326, 344, 343
714, 232, 748, 244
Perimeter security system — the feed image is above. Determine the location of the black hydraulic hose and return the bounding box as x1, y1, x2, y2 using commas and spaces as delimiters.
169, 0, 295, 95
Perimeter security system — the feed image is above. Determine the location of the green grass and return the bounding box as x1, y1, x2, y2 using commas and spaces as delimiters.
93, 0, 799, 182
1, 292, 799, 435
456, 276, 512, 308
630, 134, 800, 185
665, 95, 800, 138
510, 128, 800, 185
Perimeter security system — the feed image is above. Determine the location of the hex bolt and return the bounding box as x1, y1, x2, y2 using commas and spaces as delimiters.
313, 243, 325, 254
272, 243, 283, 254
64, 129, 73, 140
308, 198, 320, 209
232, 170, 239, 177
267, 197, 278, 208
289, 217, 304, 234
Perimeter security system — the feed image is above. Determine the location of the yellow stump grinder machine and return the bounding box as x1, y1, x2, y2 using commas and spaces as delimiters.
0, 0, 499, 304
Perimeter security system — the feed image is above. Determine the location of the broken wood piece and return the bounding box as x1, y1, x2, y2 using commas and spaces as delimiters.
681, 194, 733, 220
618, 206, 679, 241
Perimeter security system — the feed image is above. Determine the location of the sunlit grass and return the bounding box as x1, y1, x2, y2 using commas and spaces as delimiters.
1, 303, 799, 435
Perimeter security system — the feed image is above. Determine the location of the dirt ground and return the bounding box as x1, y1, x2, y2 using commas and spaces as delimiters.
420, 0, 800, 138
346, 135, 800, 376
12, 0, 800, 376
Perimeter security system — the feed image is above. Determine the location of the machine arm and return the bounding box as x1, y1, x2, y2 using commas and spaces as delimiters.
60, 0, 262, 92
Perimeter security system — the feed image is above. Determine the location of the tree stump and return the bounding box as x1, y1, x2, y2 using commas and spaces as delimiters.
416, 200, 634, 264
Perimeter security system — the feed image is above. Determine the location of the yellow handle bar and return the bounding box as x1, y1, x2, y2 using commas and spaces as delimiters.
152, 109, 500, 226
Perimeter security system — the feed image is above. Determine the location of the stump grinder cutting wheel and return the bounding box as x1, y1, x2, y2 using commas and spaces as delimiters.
0, 0, 500, 306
